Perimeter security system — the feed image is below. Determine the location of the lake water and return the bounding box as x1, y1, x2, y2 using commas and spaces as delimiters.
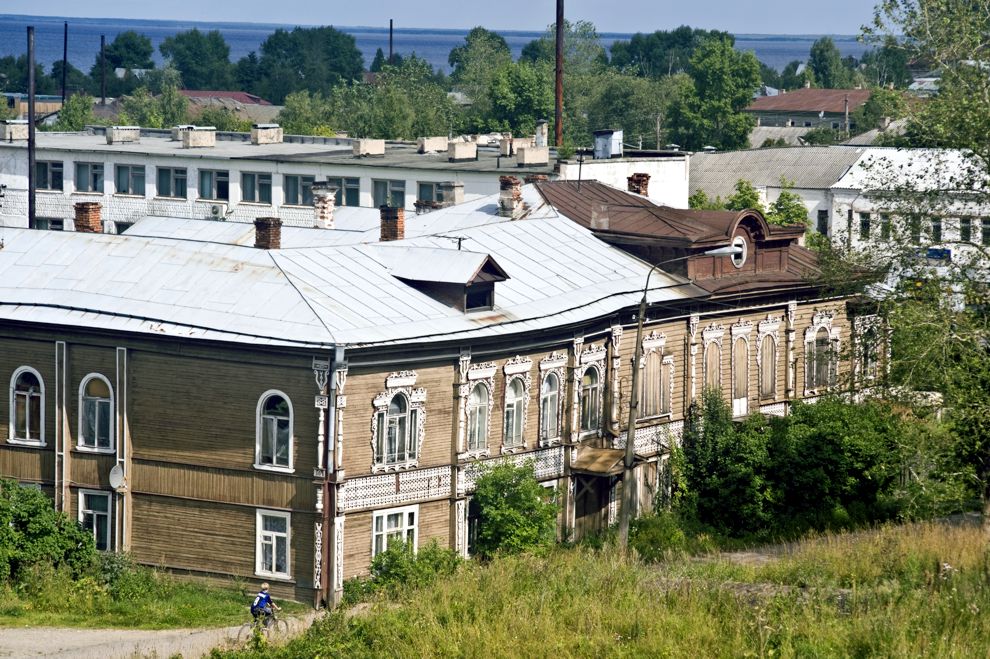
0, 13, 868, 77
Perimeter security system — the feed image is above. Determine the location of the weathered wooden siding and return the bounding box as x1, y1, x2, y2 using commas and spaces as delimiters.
341, 499, 449, 579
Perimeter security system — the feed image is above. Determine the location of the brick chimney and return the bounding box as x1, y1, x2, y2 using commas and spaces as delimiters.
438, 181, 464, 207
254, 217, 282, 250
312, 182, 337, 229
524, 174, 549, 185
627, 173, 650, 197
380, 206, 405, 242
498, 175, 525, 219
74, 202, 103, 233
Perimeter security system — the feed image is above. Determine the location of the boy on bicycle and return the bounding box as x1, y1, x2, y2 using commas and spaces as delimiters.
251, 582, 281, 626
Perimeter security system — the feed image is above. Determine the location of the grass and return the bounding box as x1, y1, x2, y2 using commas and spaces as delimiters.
216, 519, 989, 658
0, 565, 308, 630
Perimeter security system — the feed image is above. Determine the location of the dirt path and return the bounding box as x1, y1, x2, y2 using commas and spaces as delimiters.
0, 611, 322, 659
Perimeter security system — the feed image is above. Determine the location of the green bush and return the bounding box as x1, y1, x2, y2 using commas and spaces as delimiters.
98, 552, 172, 601
471, 462, 558, 559
369, 540, 462, 594
0, 479, 96, 581
629, 512, 688, 560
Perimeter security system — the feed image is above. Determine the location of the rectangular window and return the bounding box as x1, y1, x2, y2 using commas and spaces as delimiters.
241, 172, 273, 204
960, 218, 972, 242
79, 490, 111, 551
156, 167, 187, 198
256, 510, 290, 578
327, 177, 360, 207
418, 182, 440, 203
36, 161, 64, 191
284, 175, 315, 206
373, 179, 405, 208
75, 162, 104, 193
198, 169, 229, 201
859, 212, 871, 240
982, 218, 990, 246
115, 165, 145, 196
372, 505, 418, 557
816, 210, 828, 236
931, 217, 942, 242
880, 214, 891, 240
29, 217, 64, 231
910, 216, 922, 244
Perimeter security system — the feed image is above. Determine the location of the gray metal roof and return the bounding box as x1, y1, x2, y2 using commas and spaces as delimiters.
690, 146, 865, 198
0, 187, 707, 350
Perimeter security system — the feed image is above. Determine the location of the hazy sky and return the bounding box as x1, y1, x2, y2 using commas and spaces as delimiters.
3, 1, 875, 34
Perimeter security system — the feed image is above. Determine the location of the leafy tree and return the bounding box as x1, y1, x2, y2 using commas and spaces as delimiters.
277, 90, 335, 136
609, 26, 732, 78
0, 479, 96, 581
583, 72, 690, 149
194, 106, 251, 132
0, 55, 56, 95
247, 26, 363, 104
779, 59, 815, 91
852, 87, 907, 133
666, 37, 760, 151
809, 37, 852, 88
157, 82, 189, 127
765, 178, 809, 226
48, 93, 95, 131
724, 178, 764, 212
448, 27, 510, 81
118, 88, 163, 127
104, 30, 154, 70
369, 540, 461, 594
519, 20, 608, 75
234, 52, 260, 92
801, 126, 842, 145
688, 189, 724, 210
481, 61, 555, 136
370, 48, 387, 73
471, 462, 557, 559
160, 29, 234, 91
861, 37, 912, 88
48, 61, 90, 96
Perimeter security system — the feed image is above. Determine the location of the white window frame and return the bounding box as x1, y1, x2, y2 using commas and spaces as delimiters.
255, 509, 291, 579
502, 376, 526, 450
372, 372, 426, 473
579, 366, 602, 433
539, 372, 561, 444
78, 489, 112, 551
372, 504, 419, 557
373, 178, 406, 208
255, 390, 294, 473
77, 374, 114, 453
804, 311, 840, 394
156, 166, 188, 199
467, 383, 490, 452
75, 162, 104, 193
198, 169, 230, 201
114, 164, 145, 196
284, 174, 315, 206
9, 366, 45, 446
241, 171, 273, 204
36, 160, 64, 191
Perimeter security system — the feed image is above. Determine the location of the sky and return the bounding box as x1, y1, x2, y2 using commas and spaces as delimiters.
2, 1, 875, 34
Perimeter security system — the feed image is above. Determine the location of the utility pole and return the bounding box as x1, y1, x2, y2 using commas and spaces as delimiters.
27, 26, 36, 230
554, 0, 564, 147
61, 22, 68, 104
100, 34, 106, 105
389, 19, 394, 64
844, 94, 850, 137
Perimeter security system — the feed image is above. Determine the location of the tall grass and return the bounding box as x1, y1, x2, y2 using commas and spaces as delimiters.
220, 520, 990, 658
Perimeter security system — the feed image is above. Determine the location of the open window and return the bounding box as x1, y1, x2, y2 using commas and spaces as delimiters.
256, 391, 293, 471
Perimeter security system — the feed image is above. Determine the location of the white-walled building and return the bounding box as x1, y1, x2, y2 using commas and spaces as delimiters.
0, 123, 690, 233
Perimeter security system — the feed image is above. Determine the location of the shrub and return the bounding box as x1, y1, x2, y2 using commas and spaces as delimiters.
471, 462, 558, 559
369, 540, 461, 594
97, 552, 171, 601
629, 511, 687, 560
0, 479, 96, 581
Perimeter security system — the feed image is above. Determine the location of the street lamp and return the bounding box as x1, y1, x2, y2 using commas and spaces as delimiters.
617, 244, 744, 549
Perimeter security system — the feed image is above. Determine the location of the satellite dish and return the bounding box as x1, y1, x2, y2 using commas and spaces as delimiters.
109, 464, 125, 490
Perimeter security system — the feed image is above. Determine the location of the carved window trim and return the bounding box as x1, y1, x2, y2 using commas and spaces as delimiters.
731, 321, 753, 408
804, 310, 841, 394
701, 324, 725, 392
501, 356, 532, 454
578, 360, 605, 436
371, 371, 426, 474
638, 331, 673, 420
538, 352, 566, 446
9, 366, 45, 447
460, 362, 496, 460
853, 314, 884, 383
757, 315, 782, 400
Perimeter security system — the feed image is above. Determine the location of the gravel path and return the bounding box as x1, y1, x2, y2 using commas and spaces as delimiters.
0, 611, 322, 659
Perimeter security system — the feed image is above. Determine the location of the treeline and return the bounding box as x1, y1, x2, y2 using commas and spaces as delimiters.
0, 23, 913, 149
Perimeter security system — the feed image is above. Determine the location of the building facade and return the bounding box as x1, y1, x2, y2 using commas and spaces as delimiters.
0, 178, 876, 607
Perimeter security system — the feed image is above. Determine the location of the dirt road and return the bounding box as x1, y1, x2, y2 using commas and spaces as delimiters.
0, 611, 321, 659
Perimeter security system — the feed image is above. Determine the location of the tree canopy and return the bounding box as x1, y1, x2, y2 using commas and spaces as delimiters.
159, 29, 234, 91
609, 26, 732, 78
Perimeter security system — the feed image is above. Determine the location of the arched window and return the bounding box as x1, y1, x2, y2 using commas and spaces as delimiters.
10, 368, 44, 444
257, 391, 292, 470
376, 393, 419, 466
503, 378, 525, 447
467, 384, 489, 451
809, 327, 834, 389
703, 344, 721, 391
640, 352, 662, 418
539, 373, 560, 442
732, 337, 749, 416
760, 335, 777, 399
862, 326, 879, 381
79, 375, 113, 450
579, 367, 600, 432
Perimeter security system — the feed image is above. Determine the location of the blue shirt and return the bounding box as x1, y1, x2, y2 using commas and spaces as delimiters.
252, 591, 272, 613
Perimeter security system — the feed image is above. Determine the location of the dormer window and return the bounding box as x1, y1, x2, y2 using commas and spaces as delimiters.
465, 285, 494, 312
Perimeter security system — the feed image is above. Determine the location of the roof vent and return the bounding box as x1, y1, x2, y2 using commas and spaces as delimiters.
107, 126, 140, 145
170, 124, 195, 141
593, 129, 623, 159
0, 120, 29, 141
353, 138, 386, 157
251, 123, 283, 145
448, 141, 478, 162
181, 126, 216, 148
534, 120, 548, 148
312, 181, 337, 229
417, 136, 449, 153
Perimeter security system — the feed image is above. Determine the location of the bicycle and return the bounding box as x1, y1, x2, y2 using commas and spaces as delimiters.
235, 608, 288, 645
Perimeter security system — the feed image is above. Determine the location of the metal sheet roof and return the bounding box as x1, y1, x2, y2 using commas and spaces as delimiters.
831, 148, 986, 193
690, 147, 865, 199
0, 187, 708, 349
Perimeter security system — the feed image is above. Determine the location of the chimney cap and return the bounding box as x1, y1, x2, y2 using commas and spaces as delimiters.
252, 123, 280, 129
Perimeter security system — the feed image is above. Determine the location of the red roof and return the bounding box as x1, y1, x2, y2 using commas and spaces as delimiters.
179, 90, 272, 106
746, 88, 871, 114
